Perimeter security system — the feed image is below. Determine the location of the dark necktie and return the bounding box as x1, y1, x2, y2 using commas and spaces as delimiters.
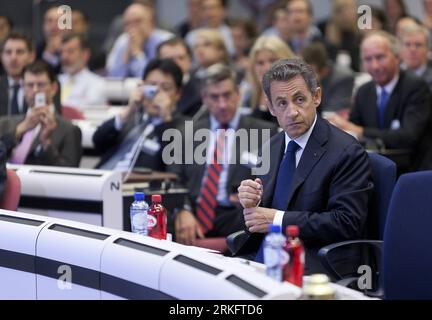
378, 88, 389, 129
196, 126, 227, 234
10, 83, 20, 115
271, 140, 300, 211
255, 141, 300, 263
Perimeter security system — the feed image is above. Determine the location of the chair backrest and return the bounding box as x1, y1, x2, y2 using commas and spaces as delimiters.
383, 171, 432, 299
367, 152, 397, 240
61, 106, 85, 120
0, 169, 21, 211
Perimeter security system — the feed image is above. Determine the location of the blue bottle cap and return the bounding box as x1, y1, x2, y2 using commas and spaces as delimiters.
134, 192, 145, 201
269, 224, 281, 233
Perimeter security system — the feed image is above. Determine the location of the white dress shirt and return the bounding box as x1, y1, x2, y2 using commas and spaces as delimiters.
59, 68, 107, 108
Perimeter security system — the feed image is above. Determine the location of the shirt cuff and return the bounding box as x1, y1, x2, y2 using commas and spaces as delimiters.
114, 115, 124, 131
273, 210, 285, 229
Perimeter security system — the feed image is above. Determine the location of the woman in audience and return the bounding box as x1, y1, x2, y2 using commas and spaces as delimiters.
240, 35, 295, 123
191, 28, 231, 79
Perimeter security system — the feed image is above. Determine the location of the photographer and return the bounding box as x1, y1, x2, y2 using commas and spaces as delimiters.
93, 58, 188, 172
0, 60, 82, 167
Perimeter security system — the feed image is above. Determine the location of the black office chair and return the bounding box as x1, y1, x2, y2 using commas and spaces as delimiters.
320, 170, 432, 299
318, 152, 396, 297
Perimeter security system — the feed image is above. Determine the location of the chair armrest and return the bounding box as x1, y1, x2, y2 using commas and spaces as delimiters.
226, 230, 250, 256
318, 240, 383, 281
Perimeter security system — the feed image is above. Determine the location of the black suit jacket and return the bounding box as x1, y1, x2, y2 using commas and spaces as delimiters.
239, 117, 373, 274
350, 70, 432, 170
0, 75, 62, 116
93, 115, 189, 172
0, 115, 82, 167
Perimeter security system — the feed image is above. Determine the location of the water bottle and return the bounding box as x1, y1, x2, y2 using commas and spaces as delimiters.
263, 224, 287, 282
148, 194, 167, 240
130, 192, 149, 235
283, 225, 305, 287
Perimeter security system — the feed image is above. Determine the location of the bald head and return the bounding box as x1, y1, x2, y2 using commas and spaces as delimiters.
124, 3, 155, 40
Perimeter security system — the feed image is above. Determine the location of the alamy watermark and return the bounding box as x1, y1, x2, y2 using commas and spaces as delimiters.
57, 5, 72, 30
358, 5, 372, 30
57, 264, 72, 290
160, 121, 272, 175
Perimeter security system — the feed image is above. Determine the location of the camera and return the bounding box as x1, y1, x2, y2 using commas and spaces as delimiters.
142, 85, 159, 99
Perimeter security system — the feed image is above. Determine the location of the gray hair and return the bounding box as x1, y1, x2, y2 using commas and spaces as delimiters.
361, 30, 401, 57
200, 63, 237, 94
400, 24, 430, 48
262, 58, 319, 102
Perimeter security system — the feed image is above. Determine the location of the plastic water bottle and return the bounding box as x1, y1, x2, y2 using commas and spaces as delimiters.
130, 192, 149, 235
148, 194, 167, 240
263, 224, 287, 282
283, 225, 305, 287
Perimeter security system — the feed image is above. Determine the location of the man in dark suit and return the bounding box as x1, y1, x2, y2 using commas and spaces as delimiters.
329, 31, 432, 171
157, 37, 202, 117
0, 61, 82, 167
237, 58, 372, 274
0, 33, 62, 117
93, 58, 188, 172
173, 63, 278, 246
400, 24, 432, 90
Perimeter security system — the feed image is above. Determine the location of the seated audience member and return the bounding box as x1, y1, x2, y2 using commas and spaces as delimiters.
400, 24, 432, 90
106, 2, 173, 78
157, 37, 202, 117
172, 64, 278, 246
0, 33, 35, 116
240, 35, 295, 123
185, 0, 235, 58
301, 42, 354, 112
328, 31, 432, 171
237, 58, 373, 274
384, 0, 408, 35
37, 6, 66, 74
69, 9, 106, 72
0, 61, 82, 167
175, 0, 203, 38
229, 18, 258, 73
317, 0, 361, 71
93, 58, 188, 172
285, 0, 336, 61
59, 33, 107, 108
191, 28, 231, 79
262, 5, 290, 42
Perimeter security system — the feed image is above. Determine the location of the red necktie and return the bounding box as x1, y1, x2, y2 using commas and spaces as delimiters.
196, 128, 226, 234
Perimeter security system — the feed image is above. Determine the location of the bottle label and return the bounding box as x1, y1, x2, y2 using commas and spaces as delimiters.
147, 215, 157, 228
132, 213, 147, 229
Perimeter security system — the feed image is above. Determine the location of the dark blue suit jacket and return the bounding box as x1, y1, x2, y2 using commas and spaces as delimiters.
239, 116, 373, 274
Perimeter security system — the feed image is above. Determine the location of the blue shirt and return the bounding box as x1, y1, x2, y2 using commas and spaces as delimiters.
106, 29, 173, 78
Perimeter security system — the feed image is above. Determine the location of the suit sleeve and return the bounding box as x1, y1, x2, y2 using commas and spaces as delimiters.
357, 81, 431, 149
37, 124, 82, 167
92, 118, 122, 154
281, 143, 372, 245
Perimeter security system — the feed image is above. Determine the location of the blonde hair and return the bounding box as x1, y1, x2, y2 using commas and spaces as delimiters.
248, 36, 296, 108
194, 28, 230, 66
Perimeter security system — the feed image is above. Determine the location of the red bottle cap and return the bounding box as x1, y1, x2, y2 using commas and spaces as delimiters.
152, 194, 162, 203
286, 225, 299, 237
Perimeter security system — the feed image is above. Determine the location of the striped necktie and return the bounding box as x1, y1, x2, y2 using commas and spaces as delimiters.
195, 126, 227, 234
